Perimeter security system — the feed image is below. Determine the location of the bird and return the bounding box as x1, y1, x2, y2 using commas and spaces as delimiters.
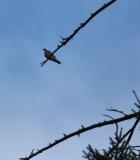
41, 48, 61, 67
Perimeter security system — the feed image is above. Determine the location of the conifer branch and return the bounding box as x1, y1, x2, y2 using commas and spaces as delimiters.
20, 111, 139, 160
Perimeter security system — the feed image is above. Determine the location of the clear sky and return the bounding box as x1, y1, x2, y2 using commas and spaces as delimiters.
0, 0, 140, 160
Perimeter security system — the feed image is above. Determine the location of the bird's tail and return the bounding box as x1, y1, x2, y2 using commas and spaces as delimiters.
51, 58, 61, 64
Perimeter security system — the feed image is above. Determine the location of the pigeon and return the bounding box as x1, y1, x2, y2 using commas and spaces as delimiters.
41, 48, 61, 67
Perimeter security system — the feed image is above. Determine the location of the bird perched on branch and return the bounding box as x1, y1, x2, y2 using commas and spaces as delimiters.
41, 48, 61, 67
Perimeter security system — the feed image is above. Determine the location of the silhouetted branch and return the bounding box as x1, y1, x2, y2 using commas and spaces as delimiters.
133, 90, 140, 109
40, 59, 48, 67
106, 108, 127, 116
41, 0, 117, 66
121, 119, 139, 151
131, 146, 140, 152
103, 114, 119, 132
20, 111, 139, 160
83, 124, 140, 160
106, 118, 140, 158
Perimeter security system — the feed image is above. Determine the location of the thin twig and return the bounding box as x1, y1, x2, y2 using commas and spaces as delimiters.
103, 114, 119, 134
132, 90, 140, 109
107, 108, 127, 116
133, 90, 140, 105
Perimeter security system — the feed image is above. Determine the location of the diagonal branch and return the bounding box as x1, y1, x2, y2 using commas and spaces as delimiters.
41, 0, 117, 66
20, 111, 139, 160
123, 119, 139, 149
133, 90, 140, 109
118, 118, 140, 158
106, 118, 140, 158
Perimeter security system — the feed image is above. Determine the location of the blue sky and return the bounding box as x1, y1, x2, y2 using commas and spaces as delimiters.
0, 0, 140, 160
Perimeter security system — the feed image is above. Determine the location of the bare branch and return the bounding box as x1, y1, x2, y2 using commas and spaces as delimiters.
119, 119, 140, 157
133, 90, 140, 109
107, 108, 127, 116
42, 0, 117, 66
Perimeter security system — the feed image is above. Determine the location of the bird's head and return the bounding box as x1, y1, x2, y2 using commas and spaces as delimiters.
43, 48, 47, 52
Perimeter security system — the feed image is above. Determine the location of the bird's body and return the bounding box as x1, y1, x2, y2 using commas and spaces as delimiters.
41, 48, 61, 67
